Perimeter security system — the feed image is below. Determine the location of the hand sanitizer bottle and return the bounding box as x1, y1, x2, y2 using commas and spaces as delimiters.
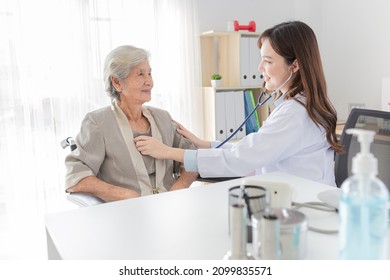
339, 128, 389, 259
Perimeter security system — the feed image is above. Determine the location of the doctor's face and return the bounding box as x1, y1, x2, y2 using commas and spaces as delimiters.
258, 38, 292, 93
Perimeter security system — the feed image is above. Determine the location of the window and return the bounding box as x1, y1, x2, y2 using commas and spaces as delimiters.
0, 0, 201, 259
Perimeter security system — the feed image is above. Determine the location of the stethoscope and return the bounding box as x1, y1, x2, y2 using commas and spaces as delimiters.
216, 71, 294, 148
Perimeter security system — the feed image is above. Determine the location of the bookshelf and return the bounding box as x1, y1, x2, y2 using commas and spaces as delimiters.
200, 31, 268, 141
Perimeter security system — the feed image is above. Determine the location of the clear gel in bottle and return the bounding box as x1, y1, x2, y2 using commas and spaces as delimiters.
339, 128, 389, 259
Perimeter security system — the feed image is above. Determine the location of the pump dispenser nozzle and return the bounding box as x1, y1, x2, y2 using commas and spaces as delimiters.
346, 128, 378, 176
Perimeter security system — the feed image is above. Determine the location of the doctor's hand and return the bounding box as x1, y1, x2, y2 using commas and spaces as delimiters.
134, 136, 186, 163
134, 136, 169, 159
174, 120, 211, 149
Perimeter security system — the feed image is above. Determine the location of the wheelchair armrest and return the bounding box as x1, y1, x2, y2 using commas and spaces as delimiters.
196, 176, 241, 183
67, 192, 105, 207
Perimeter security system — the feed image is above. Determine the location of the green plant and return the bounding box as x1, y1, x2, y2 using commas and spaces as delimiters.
211, 73, 222, 80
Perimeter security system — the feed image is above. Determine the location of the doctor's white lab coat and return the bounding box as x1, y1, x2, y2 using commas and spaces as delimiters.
188, 94, 336, 186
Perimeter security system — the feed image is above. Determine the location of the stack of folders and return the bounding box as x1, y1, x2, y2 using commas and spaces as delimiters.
244, 90, 260, 134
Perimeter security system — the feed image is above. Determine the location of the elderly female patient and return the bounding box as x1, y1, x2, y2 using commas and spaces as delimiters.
65, 45, 198, 202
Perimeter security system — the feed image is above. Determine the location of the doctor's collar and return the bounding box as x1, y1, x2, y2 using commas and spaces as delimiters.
273, 91, 288, 108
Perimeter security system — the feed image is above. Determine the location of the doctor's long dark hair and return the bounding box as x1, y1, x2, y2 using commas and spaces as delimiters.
258, 21, 343, 153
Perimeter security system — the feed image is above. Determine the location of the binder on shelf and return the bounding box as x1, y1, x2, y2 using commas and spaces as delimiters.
234, 91, 247, 139
240, 37, 250, 87
215, 91, 226, 141
253, 89, 269, 126
250, 91, 261, 129
215, 91, 247, 141
249, 37, 263, 86
224, 91, 237, 140
244, 90, 260, 134
240, 36, 263, 87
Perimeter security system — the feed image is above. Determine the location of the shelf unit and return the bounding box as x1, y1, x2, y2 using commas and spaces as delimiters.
200, 31, 268, 141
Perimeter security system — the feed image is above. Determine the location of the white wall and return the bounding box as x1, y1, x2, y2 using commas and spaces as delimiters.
320, 0, 390, 120
197, 0, 294, 34
197, 0, 390, 120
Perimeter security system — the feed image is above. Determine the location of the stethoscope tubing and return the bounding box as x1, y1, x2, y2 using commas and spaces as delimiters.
216, 71, 293, 148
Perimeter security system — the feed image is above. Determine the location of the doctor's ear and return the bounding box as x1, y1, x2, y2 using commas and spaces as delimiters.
291, 59, 299, 73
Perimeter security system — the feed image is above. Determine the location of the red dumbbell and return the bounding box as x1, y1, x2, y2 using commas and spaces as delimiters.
233, 20, 256, 32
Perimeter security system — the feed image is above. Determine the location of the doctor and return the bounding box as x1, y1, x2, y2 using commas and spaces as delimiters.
135, 21, 343, 186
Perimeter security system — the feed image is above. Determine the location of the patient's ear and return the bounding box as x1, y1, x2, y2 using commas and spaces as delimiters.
111, 76, 122, 92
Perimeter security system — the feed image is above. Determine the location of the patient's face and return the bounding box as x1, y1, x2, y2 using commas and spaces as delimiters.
120, 59, 154, 105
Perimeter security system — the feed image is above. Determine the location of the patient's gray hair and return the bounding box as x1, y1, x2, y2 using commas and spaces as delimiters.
103, 45, 150, 101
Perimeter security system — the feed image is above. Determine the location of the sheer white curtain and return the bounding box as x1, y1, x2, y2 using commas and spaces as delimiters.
0, 0, 201, 259
150, 0, 203, 134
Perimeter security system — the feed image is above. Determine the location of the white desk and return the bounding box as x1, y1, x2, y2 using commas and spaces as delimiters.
44, 172, 389, 260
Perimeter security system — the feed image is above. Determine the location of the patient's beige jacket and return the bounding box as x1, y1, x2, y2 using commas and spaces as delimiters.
65, 101, 195, 196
